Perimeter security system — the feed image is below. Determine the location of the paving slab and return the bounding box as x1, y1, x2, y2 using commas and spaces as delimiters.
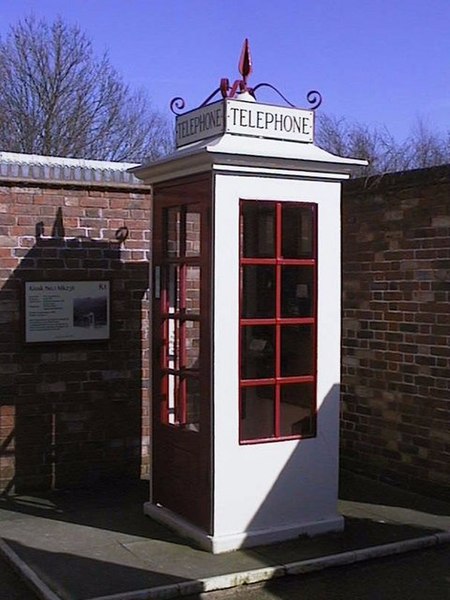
0, 472, 448, 600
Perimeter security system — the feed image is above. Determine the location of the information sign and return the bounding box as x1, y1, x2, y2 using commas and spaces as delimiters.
25, 281, 110, 343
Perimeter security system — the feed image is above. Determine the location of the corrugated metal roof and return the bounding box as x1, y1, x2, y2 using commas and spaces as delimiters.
0, 151, 144, 186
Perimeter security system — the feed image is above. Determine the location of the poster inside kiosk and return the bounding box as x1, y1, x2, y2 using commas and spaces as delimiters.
25, 281, 110, 343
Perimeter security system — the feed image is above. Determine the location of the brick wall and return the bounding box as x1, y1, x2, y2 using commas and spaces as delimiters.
0, 179, 151, 493
341, 165, 450, 498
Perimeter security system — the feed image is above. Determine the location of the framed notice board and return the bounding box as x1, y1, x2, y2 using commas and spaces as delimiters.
24, 281, 110, 343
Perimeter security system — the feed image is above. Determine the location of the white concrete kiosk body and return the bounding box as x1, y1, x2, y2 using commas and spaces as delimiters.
134, 96, 366, 553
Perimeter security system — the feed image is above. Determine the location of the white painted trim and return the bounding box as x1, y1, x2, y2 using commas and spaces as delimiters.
144, 502, 343, 554
212, 164, 351, 179
207, 517, 344, 554
132, 131, 367, 184
144, 502, 213, 551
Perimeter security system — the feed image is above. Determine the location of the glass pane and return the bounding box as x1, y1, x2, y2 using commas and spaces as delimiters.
282, 205, 314, 258
280, 383, 315, 437
185, 266, 200, 315
241, 326, 275, 379
163, 374, 200, 432
241, 202, 275, 258
165, 373, 178, 425
242, 265, 276, 318
167, 265, 179, 314
185, 209, 201, 257
166, 207, 181, 257
185, 377, 200, 432
281, 266, 314, 317
240, 386, 275, 440
184, 320, 200, 369
167, 318, 179, 370
281, 325, 313, 377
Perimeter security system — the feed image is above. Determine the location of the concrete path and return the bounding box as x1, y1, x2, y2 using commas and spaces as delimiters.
0, 471, 448, 600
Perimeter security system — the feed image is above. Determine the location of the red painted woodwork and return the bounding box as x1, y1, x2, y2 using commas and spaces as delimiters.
152, 175, 212, 532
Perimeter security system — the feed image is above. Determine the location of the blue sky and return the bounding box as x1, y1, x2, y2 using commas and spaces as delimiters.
0, 0, 449, 141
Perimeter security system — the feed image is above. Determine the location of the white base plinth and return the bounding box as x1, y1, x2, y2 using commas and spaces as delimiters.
144, 502, 344, 554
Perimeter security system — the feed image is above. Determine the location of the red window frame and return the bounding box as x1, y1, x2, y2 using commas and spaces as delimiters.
239, 200, 318, 443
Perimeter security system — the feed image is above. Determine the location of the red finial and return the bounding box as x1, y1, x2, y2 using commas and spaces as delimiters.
238, 38, 252, 86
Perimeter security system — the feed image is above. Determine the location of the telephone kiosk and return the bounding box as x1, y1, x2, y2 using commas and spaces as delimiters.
133, 42, 366, 552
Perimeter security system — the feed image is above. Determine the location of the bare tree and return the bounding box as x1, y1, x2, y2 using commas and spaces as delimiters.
0, 17, 174, 161
405, 118, 448, 169
316, 113, 450, 176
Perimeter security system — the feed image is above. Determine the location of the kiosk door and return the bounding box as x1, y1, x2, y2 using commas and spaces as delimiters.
152, 177, 212, 532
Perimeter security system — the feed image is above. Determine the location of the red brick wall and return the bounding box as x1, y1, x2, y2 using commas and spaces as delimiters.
0, 180, 151, 493
341, 166, 450, 498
